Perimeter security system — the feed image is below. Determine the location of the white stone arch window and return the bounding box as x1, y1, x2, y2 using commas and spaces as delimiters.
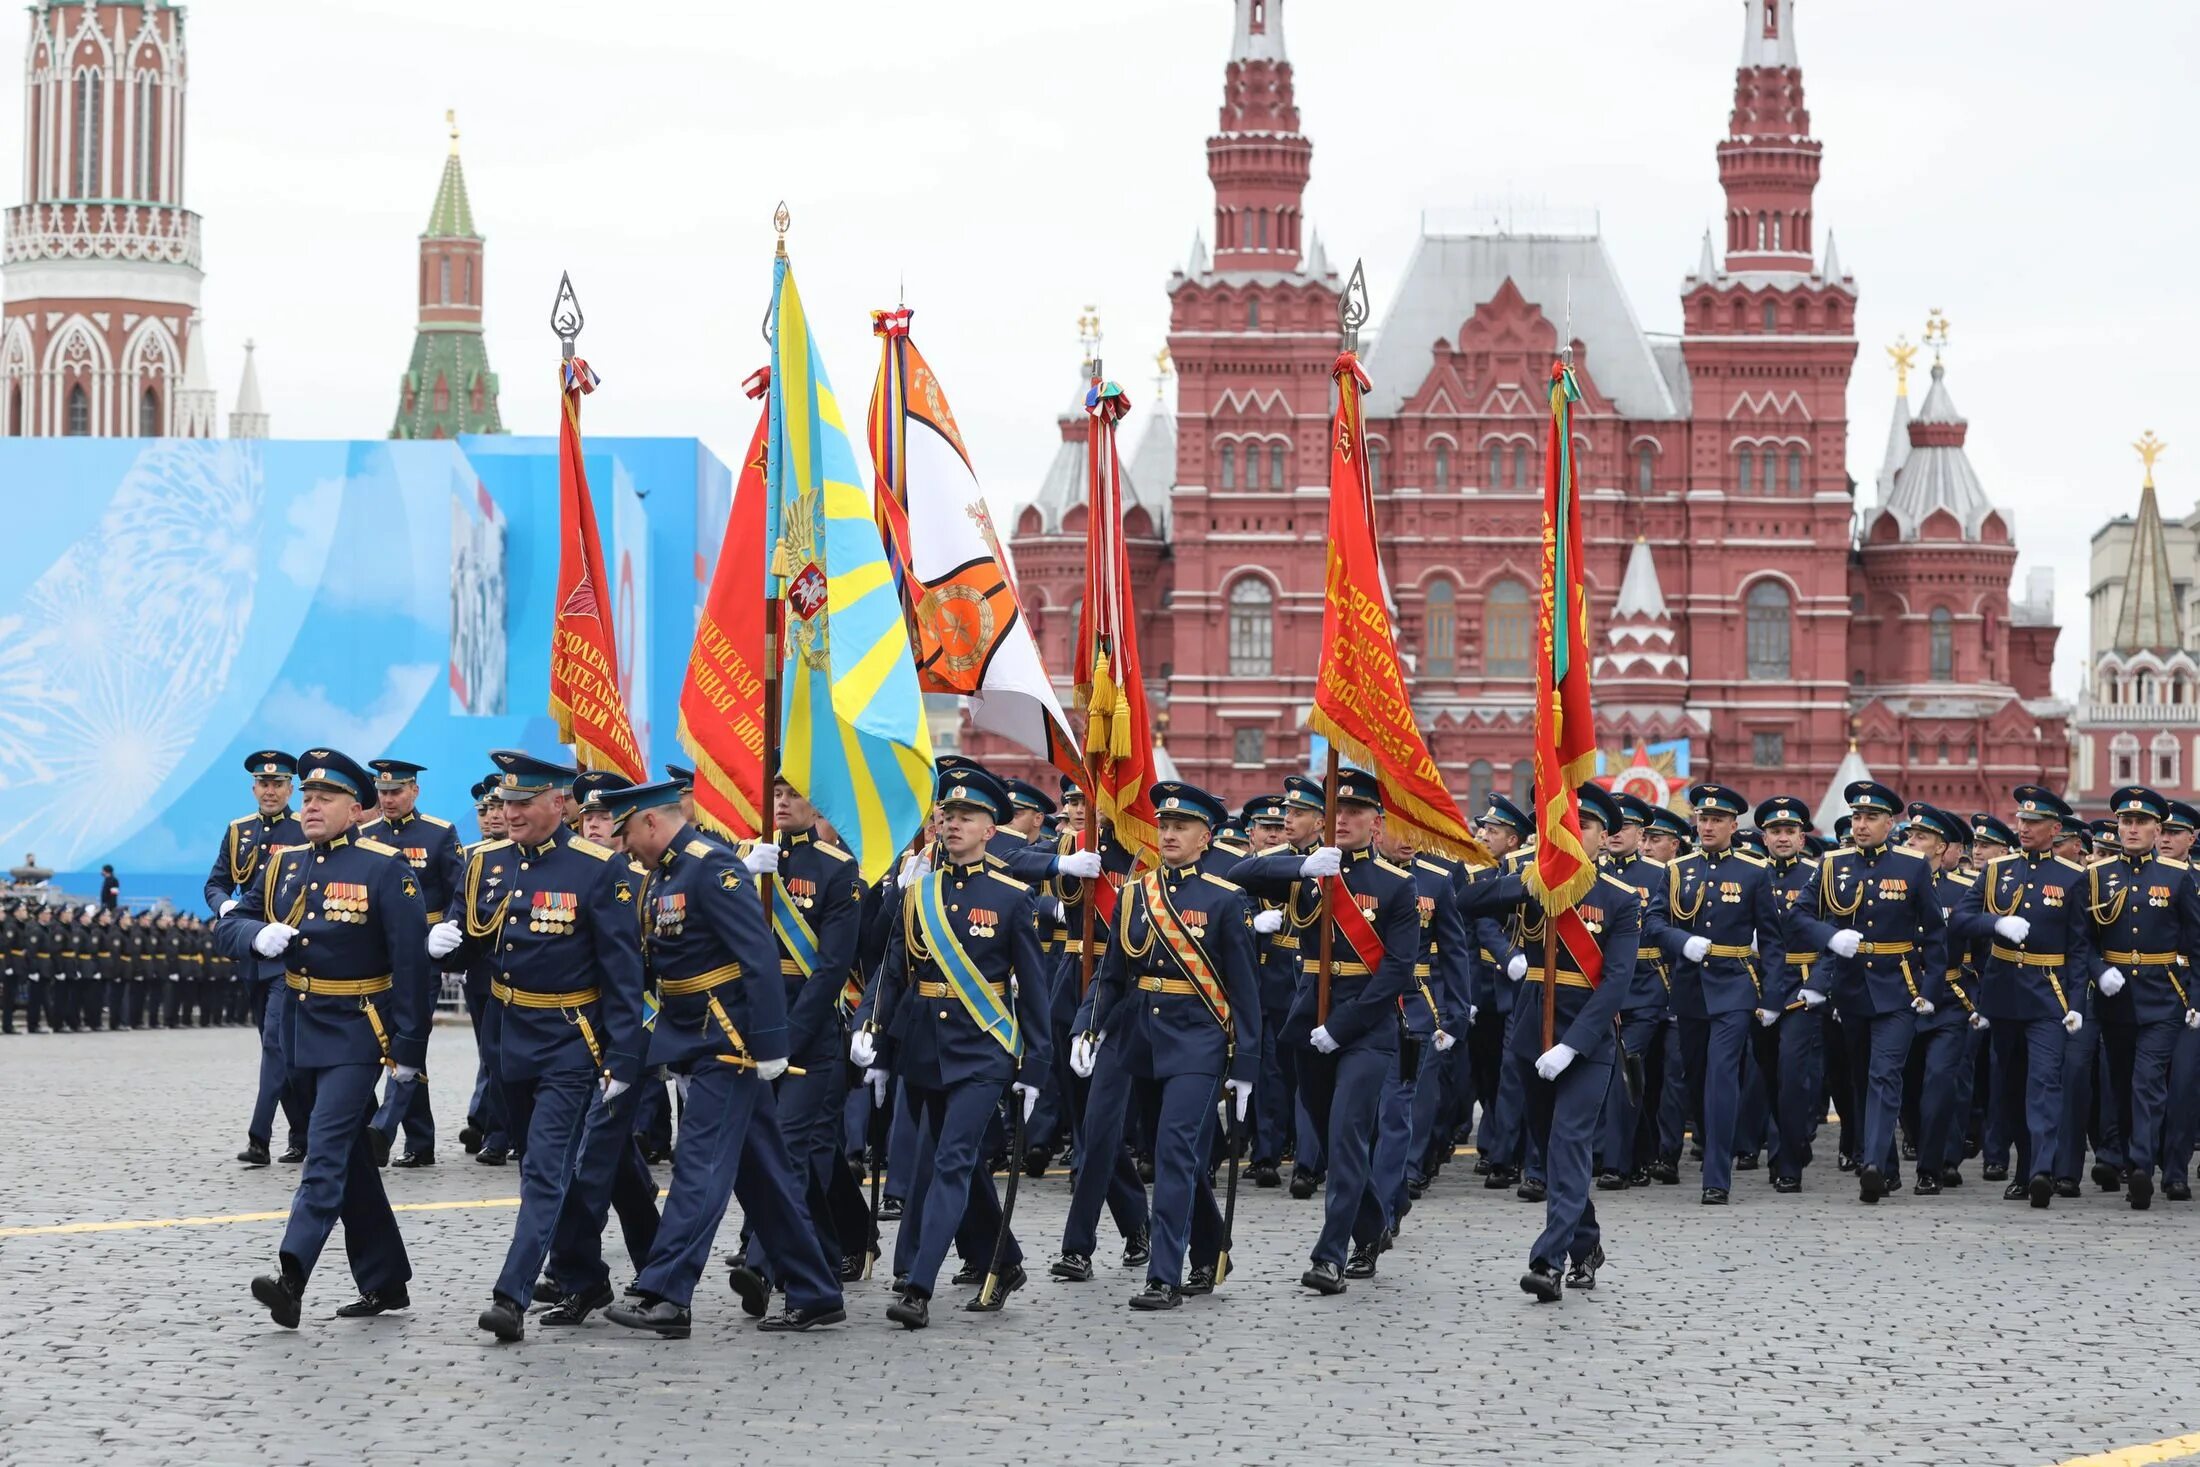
2153, 732, 2180, 788
1227, 575, 1275, 676
2112, 732, 2140, 786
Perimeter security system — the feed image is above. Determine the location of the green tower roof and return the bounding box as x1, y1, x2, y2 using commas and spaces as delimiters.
424, 115, 478, 239
391, 329, 503, 440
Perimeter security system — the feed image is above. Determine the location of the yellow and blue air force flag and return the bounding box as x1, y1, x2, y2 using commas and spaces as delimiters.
767, 253, 934, 884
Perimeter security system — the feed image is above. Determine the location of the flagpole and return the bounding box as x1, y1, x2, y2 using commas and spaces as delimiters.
1079, 355, 1106, 1000
762, 203, 790, 851
1318, 271, 1368, 1032
551, 270, 584, 770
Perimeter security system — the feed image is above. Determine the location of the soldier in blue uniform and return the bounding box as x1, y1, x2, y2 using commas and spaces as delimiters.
586, 780, 847, 1335
459, 776, 514, 1166
2157, 799, 2200, 1199
359, 758, 466, 1168
1752, 795, 1842, 1193
2085, 785, 2200, 1210
1272, 775, 1332, 1196
1232, 767, 1419, 1296
1469, 794, 1535, 1190
1240, 794, 1294, 1188
424, 751, 648, 1341
217, 749, 436, 1328
1456, 784, 1638, 1301
1968, 812, 2020, 1181
857, 767, 1053, 1329
1370, 821, 1468, 1248
1948, 785, 2099, 1206
207, 749, 308, 1168
1809, 781, 1943, 1203
1071, 782, 1259, 1308
1899, 803, 1983, 1193
1593, 791, 1669, 1191
1665, 784, 1787, 1205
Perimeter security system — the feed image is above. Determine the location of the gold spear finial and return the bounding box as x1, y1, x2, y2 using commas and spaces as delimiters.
446, 108, 459, 155
2137, 430, 2168, 490
1886, 334, 1918, 398
1077, 306, 1102, 366
1155, 345, 1173, 378
773, 201, 790, 259
1922, 309, 1951, 364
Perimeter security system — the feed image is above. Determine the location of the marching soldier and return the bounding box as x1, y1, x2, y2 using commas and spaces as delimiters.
856, 766, 1053, 1328
1273, 775, 1331, 1197
1596, 791, 1674, 1190
425, 751, 648, 1342
1907, 804, 1985, 1193
1232, 767, 1418, 1297
2160, 799, 2200, 1199
593, 779, 846, 1336
1239, 794, 1293, 1188
2085, 785, 2200, 1210
1969, 812, 2021, 1180
360, 758, 466, 1167
1070, 781, 1259, 1308
206, 750, 308, 1168
1754, 795, 1840, 1193
1666, 784, 1787, 1206
1472, 794, 1537, 1194
218, 749, 436, 1328
1949, 785, 2099, 1207
459, 777, 514, 1165
1373, 821, 1468, 1246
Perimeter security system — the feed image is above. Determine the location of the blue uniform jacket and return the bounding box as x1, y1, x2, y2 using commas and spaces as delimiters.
1230, 845, 1419, 1054
215, 831, 434, 1070
1665, 846, 1787, 1016
2087, 851, 2200, 1027
1407, 853, 1472, 1038
1930, 867, 1986, 1016
1250, 840, 1313, 1014
871, 858, 1052, 1091
205, 807, 305, 983
642, 825, 787, 1069
1456, 868, 1639, 1062
359, 809, 467, 925
1807, 843, 1945, 1018
770, 824, 865, 1066
1605, 851, 1675, 1014
1949, 851, 2100, 1023
1085, 862, 1262, 1082
446, 826, 648, 1085
1768, 853, 1842, 1003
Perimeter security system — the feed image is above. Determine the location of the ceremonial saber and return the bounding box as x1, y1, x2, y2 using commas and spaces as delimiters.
1217, 1097, 1241, 1287
864, 1069, 889, 1280
977, 1089, 1027, 1310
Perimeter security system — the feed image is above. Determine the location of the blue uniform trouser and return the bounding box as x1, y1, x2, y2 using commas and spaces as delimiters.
886, 1078, 922, 1199
1598, 1011, 1662, 1176
2056, 1023, 2101, 1180
1252, 1002, 1291, 1165
1029, 973, 1078, 1155
1071, 1069, 1150, 1242
1407, 1041, 1450, 1187
1993, 1017, 2067, 1179
636, 1062, 841, 1311
745, 1063, 851, 1267
371, 1072, 435, 1154
2105, 1019, 2182, 1177
1681, 1010, 1751, 1192
1644, 1016, 1687, 1165
249, 977, 305, 1150
1061, 1057, 1157, 1258
1296, 1045, 1389, 1267
1914, 1013, 1973, 1177
1846, 1010, 1915, 1181
1488, 1003, 1532, 1170
1734, 1043, 1769, 1158
469, 991, 509, 1151
1072, 1059, 1219, 1288
634, 1071, 672, 1157
1292, 1051, 1328, 1176
1526, 1053, 1613, 1271
1372, 1042, 1418, 1229
898, 1078, 1018, 1297
1768, 1008, 1825, 1181
545, 1084, 660, 1297
278, 1061, 410, 1293
2161, 1024, 2200, 1186
492, 1067, 596, 1307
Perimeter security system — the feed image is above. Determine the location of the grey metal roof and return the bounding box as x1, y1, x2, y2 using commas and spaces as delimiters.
1613, 538, 1669, 619
1029, 365, 1171, 535
1648, 337, 1692, 418
1741, 0, 1801, 72
1874, 389, 1910, 502
1232, 0, 1287, 62
1863, 363, 1998, 541
2113, 481, 2183, 653
1126, 406, 1177, 537
1362, 232, 1679, 421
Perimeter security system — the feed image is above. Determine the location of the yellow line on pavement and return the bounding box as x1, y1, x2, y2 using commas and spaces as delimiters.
0, 1197, 523, 1239
2054, 1431, 2200, 1466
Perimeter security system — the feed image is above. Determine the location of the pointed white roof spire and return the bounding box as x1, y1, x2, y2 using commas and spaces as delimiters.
1814, 735, 1872, 836
1232, 0, 1287, 62
1308, 228, 1331, 279
1741, 0, 1801, 69
1821, 229, 1845, 281
1694, 228, 1718, 284
183, 316, 214, 394
1186, 229, 1209, 277
229, 338, 269, 439
1614, 537, 1669, 619
1875, 387, 1911, 502
174, 314, 218, 439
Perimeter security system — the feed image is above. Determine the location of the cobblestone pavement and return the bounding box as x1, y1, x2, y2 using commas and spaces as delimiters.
5, 1026, 2200, 1467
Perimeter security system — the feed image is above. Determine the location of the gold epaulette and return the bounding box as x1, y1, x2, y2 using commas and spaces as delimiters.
2161, 856, 2192, 870
684, 838, 717, 858
815, 840, 854, 865
1199, 872, 1242, 893
1598, 871, 1639, 899
1375, 856, 1413, 879
355, 838, 399, 857
569, 837, 614, 861
229, 814, 260, 828
988, 871, 1031, 893
418, 813, 453, 829
472, 839, 513, 857
2055, 856, 2087, 872
1729, 849, 1768, 867
1948, 872, 1978, 887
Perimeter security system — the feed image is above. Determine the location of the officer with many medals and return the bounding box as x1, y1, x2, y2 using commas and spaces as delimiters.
1373, 820, 1469, 1250
1595, 791, 1674, 1191
1269, 775, 1331, 1197
207, 749, 308, 1168
1905, 803, 1985, 1193
1232, 767, 1419, 1296
1071, 781, 1260, 1308
359, 758, 466, 1168
1236, 795, 1294, 1188
1469, 794, 1535, 1193
218, 749, 436, 1328
1753, 795, 1839, 1193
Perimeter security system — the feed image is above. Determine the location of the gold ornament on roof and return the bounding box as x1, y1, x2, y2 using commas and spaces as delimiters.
1886, 334, 1917, 398
446, 108, 459, 155
2136, 431, 2168, 490
1078, 307, 1102, 365
1922, 309, 1951, 364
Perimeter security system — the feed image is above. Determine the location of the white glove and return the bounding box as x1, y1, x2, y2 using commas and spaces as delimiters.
1432, 1029, 1456, 1053
898, 851, 932, 888
1252, 909, 1285, 935
1300, 847, 1343, 879
2098, 967, 2126, 998
1058, 850, 1103, 880
1993, 915, 2031, 944
1750, 935, 1759, 955
1070, 1032, 1100, 1078
755, 1057, 789, 1082
1683, 935, 1712, 963
390, 1065, 421, 1084
218, 899, 239, 917
864, 1067, 890, 1107
1224, 1078, 1253, 1121
1827, 929, 1862, 959
1910, 996, 1936, 1017
600, 1076, 631, 1102
1535, 1043, 1578, 1080
1969, 1012, 1990, 1031
1754, 1008, 1778, 1027
426, 920, 463, 959
742, 843, 780, 877
2187, 1010, 2200, 1031
1798, 988, 1827, 1009
674, 1071, 693, 1102
251, 923, 296, 959
849, 1029, 878, 1068
1507, 954, 1529, 983
1046, 898, 1066, 924
1309, 1025, 1340, 1055
1013, 1081, 1039, 1121
2063, 1010, 2085, 1035
1468, 1005, 1480, 1025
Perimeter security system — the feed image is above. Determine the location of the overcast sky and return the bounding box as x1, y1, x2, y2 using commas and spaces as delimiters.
11, 0, 2197, 698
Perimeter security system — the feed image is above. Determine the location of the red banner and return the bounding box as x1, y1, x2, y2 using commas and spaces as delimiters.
676, 368, 772, 838
550, 360, 646, 782
1307, 352, 1488, 866
1073, 376, 1158, 865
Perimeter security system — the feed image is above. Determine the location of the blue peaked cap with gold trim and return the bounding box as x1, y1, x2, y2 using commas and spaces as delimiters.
2111, 785, 2169, 822
1151, 781, 1227, 830
295, 749, 373, 802
598, 779, 682, 825
936, 766, 1012, 822
573, 769, 634, 812
243, 749, 296, 779
1688, 783, 1748, 818
489, 749, 578, 800
2011, 785, 2072, 824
